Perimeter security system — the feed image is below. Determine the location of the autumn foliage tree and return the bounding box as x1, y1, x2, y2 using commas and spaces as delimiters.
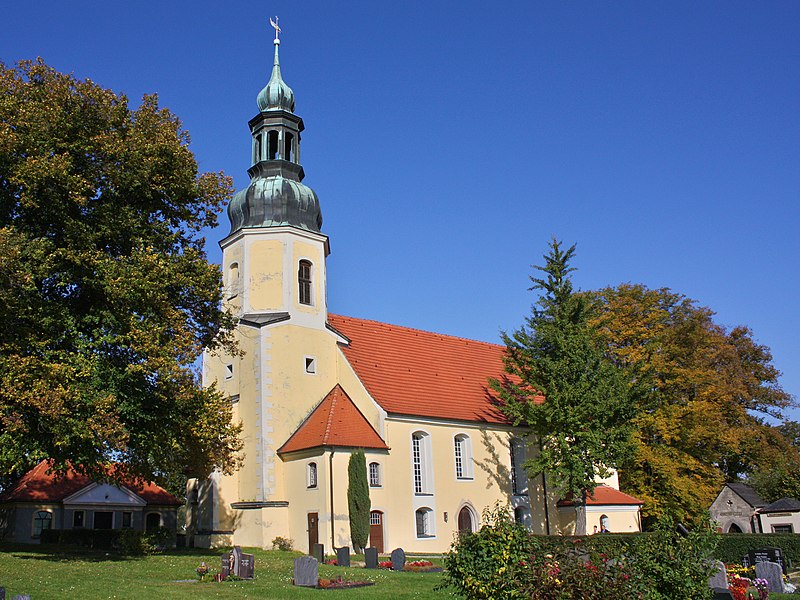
0, 59, 241, 490
492, 240, 639, 534
590, 284, 796, 525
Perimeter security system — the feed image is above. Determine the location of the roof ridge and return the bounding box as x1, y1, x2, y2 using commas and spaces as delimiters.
329, 313, 504, 349
322, 386, 339, 444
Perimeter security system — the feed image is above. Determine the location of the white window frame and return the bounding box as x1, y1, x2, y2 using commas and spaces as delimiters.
72, 509, 85, 528
304, 356, 317, 375
307, 462, 318, 489
510, 437, 528, 496
454, 433, 474, 480
411, 431, 433, 495
415, 507, 434, 538
369, 462, 381, 487
298, 260, 313, 306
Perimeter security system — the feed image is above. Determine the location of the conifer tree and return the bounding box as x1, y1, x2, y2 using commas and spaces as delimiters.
491, 239, 638, 534
347, 450, 370, 552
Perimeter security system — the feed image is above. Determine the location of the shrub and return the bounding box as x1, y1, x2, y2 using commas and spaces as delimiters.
440, 503, 535, 599
714, 533, 800, 564
272, 536, 294, 551
347, 450, 370, 553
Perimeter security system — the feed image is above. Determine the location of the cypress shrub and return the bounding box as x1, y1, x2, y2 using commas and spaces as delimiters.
347, 449, 370, 553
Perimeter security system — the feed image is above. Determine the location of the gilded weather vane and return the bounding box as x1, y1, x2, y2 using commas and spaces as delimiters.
269, 16, 281, 42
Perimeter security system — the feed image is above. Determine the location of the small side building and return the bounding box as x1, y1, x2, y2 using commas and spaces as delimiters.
710, 483, 767, 533
0, 460, 182, 544
757, 498, 800, 534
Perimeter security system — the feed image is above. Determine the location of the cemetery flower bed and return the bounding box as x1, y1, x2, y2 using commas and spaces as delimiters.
404, 561, 443, 573
318, 576, 374, 590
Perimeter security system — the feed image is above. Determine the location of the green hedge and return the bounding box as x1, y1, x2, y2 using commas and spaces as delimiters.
39, 527, 172, 554
714, 533, 800, 564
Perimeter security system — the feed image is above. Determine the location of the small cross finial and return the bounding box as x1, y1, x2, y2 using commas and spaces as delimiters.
269, 16, 281, 43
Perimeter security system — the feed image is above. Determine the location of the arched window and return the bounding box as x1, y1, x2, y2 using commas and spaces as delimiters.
369, 462, 381, 487
254, 133, 262, 163
32, 510, 52, 539
412, 431, 433, 494
298, 260, 313, 305
454, 434, 473, 479
284, 132, 294, 162
599, 514, 609, 533
510, 438, 528, 496
267, 130, 279, 160
307, 462, 318, 488
145, 512, 162, 531
415, 507, 434, 538
228, 262, 240, 298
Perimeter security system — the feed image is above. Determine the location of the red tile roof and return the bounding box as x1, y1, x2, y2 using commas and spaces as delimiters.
278, 384, 389, 454
557, 485, 643, 507
0, 460, 182, 506
329, 314, 523, 424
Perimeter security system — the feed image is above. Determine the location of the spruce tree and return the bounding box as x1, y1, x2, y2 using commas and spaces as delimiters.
491, 239, 638, 534
347, 450, 370, 552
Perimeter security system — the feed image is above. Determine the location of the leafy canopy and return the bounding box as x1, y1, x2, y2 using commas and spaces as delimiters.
0, 59, 241, 489
590, 284, 796, 525
491, 239, 638, 505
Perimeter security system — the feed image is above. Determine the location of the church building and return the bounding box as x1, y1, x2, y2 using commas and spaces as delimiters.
189, 26, 642, 554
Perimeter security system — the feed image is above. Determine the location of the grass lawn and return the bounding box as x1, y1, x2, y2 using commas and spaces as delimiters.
0, 543, 453, 599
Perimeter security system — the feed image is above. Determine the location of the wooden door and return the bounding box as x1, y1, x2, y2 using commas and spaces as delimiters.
307, 512, 319, 554
369, 511, 384, 553
458, 507, 473, 534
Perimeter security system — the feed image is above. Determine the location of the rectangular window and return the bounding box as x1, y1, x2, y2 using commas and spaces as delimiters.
73, 510, 85, 528
772, 524, 793, 533
369, 462, 381, 487
370, 511, 381, 526
298, 261, 312, 305
122, 512, 132, 529
224, 364, 234, 380
305, 357, 316, 374
511, 438, 528, 496
415, 508, 432, 537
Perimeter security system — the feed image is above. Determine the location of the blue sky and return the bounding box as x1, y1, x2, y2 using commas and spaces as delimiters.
3, 2, 799, 414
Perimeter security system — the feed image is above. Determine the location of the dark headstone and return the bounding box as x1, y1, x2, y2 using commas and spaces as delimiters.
0, 586, 5, 600
712, 588, 734, 600
755, 560, 785, 594
238, 551, 255, 579
312, 542, 325, 564
747, 547, 785, 573
221, 550, 234, 578
294, 555, 319, 587
12, 596, 31, 600
336, 546, 351, 567
707, 560, 728, 590
390, 547, 406, 571
365, 547, 379, 569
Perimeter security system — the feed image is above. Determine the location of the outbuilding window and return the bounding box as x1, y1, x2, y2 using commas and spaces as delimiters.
32, 510, 52, 539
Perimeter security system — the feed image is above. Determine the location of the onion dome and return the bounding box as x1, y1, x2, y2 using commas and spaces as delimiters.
228, 164, 322, 233
257, 40, 295, 113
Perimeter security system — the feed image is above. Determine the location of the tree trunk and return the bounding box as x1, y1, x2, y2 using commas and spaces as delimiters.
574, 491, 587, 535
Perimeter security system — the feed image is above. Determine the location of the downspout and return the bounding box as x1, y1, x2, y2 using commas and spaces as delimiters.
329, 448, 336, 551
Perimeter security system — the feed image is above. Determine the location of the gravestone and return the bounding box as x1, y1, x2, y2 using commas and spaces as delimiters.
707, 560, 728, 590
746, 546, 785, 573
312, 542, 325, 564
365, 547, 379, 569
755, 560, 785, 594
294, 555, 319, 587
12, 596, 31, 600
220, 545, 255, 579
711, 589, 734, 600
391, 547, 406, 571
336, 546, 351, 567
238, 550, 255, 579
0, 586, 5, 600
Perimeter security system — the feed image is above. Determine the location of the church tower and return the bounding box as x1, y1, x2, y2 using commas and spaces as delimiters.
195, 22, 347, 549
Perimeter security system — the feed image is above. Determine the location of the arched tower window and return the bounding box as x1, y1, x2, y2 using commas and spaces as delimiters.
284, 132, 294, 162
267, 130, 279, 160
254, 133, 262, 163
298, 260, 313, 305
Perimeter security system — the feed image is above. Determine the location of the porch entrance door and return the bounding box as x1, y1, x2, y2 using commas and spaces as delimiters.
369, 511, 384, 553
307, 512, 319, 554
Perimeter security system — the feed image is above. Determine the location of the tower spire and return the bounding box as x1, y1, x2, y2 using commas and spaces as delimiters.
257, 16, 295, 113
